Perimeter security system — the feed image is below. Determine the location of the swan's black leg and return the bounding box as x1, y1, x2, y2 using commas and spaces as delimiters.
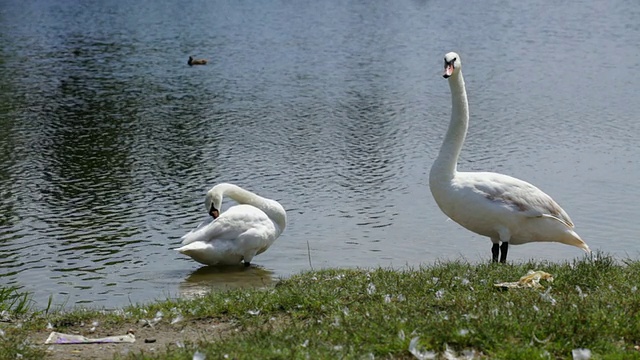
491, 243, 499, 262
499, 242, 509, 263
244, 261, 251, 267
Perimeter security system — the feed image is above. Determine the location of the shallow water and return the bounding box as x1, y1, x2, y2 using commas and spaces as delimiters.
0, 0, 639, 308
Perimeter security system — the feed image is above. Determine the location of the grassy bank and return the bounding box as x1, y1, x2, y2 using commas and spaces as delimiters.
2, 254, 640, 359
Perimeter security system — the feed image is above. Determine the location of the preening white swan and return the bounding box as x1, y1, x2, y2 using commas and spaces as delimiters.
176, 183, 287, 266
429, 52, 590, 262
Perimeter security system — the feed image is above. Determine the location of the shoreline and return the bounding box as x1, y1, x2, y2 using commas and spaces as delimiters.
2, 253, 638, 359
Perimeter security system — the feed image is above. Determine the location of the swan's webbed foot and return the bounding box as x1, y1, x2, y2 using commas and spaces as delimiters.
499, 242, 509, 263
491, 243, 499, 262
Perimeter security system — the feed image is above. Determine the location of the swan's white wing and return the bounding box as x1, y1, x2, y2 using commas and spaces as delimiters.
180, 204, 273, 246
462, 172, 574, 228
180, 215, 214, 241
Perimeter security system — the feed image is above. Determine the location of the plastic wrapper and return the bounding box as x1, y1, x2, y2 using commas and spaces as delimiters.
44, 331, 135, 344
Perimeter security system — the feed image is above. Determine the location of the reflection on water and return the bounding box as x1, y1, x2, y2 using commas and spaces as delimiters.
0, 0, 638, 309
180, 266, 276, 299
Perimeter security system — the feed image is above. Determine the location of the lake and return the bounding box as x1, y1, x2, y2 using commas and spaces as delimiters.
0, 0, 639, 309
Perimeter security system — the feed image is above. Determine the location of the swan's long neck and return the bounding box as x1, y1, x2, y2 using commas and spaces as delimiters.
431, 72, 469, 182
216, 183, 287, 232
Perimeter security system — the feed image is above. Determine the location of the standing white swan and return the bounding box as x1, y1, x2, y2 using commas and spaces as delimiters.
429, 52, 590, 262
176, 183, 287, 266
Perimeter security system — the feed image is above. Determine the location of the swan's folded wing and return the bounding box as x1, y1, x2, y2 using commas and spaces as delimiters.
180, 205, 272, 245
180, 216, 213, 241
180, 216, 242, 246
470, 172, 575, 228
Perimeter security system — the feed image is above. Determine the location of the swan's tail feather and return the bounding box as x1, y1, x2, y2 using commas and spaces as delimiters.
578, 243, 591, 254
175, 242, 208, 255
565, 230, 590, 254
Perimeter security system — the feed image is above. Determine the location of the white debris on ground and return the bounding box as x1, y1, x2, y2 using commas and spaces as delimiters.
407, 338, 479, 360
171, 314, 184, 324
540, 287, 557, 306
572, 348, 592, 360
140, 311, 164, 328
408, 337, 436, 360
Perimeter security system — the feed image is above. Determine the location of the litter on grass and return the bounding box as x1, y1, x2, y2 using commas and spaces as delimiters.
494, 270, 554, 289
44, 331, 135, 344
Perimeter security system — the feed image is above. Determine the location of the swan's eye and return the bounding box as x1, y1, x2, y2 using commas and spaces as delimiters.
452, 57, 457, 62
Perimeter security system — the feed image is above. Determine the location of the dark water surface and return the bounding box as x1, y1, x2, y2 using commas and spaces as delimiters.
1, 0, 639, 308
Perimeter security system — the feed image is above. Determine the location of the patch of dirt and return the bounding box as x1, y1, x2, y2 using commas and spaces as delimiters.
33, 318, 235, 360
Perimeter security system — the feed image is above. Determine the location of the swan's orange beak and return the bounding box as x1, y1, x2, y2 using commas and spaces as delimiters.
443, 63, 453, 78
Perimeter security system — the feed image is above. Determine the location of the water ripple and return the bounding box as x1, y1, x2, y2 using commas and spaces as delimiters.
0, 0, 638, 308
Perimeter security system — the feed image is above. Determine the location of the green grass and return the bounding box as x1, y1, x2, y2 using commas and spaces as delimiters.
0, 286, 47, 359
0, 286, 33, 315
4, 253, 640, 359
